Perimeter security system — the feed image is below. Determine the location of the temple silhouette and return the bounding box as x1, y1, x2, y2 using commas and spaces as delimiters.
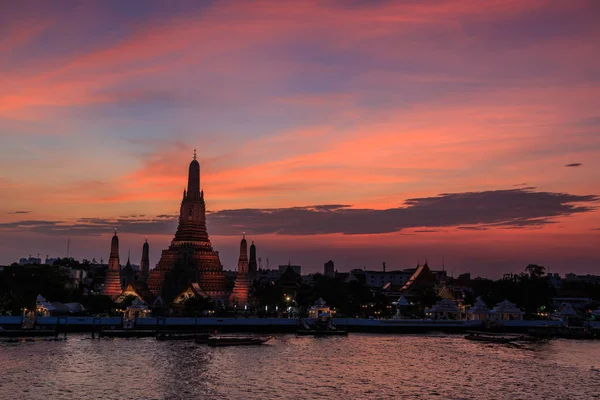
147, 150, 229, 303
104, 151, 240, 306
101, 231, 122, 298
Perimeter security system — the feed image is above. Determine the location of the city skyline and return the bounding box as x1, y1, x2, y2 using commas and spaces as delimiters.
1, 1, 600, 276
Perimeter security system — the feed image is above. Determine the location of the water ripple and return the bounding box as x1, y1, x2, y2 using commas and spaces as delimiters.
1, 334, 599, 399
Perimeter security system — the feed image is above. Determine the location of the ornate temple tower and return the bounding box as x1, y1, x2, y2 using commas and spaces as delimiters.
229, 235, 250, 306
248, 241, 258, 281
120, 251, 136, 289
139, 239, 149, 283
102, 230, 122, 298
147, 150, 228, 303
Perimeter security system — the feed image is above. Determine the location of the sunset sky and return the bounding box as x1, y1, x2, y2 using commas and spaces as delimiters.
1, 0, 599, 277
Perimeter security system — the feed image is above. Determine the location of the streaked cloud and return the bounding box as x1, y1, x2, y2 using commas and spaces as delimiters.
1, 188, 596, 237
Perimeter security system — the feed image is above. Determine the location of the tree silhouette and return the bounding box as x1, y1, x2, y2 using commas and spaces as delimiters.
525, 264, 546, 279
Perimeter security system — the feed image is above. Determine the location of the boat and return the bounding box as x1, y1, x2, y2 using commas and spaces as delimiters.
464, 331, 525, 343
156, 332, 212, 341
205, 335, 272, 347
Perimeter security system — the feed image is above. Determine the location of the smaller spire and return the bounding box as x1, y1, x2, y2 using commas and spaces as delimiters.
242, 231, 245, 239
193, 148, 197, 160
114, 228, 117, 235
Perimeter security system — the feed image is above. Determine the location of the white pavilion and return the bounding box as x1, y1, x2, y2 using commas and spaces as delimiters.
490, 300, 525, 321
467, 297, 490, 321
429, 298, 461, 320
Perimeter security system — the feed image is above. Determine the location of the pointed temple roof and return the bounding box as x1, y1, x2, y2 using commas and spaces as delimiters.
555, 303, 577, 316
468, 297, 490, 314
491, 300, 524, 315
430, 298, 460, 313
172, 283, 210, 305
399, 263, 436, 295
278, 265, 302, 288
123, 251, 132, 270
115, 282, 156, 305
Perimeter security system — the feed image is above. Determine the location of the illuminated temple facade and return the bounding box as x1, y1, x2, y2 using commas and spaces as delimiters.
102, 231, 123, 298
229, 235, 250, 307
147, 151, 229, 303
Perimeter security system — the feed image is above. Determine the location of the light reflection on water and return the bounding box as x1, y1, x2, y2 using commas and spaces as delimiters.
1, 334, 599, 400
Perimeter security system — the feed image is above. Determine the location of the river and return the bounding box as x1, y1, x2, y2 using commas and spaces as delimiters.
1, 334, 599, 399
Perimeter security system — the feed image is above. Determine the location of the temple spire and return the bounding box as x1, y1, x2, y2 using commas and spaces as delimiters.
230, 234, 250, 306
187, 150, 200, 197
139, 238, 150, 283
248, 240, 257, 279
102, 228, 122, 298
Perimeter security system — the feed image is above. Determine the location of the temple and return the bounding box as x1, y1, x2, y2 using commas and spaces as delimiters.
147, 151, 229, 303
398, 262, 436, 297
139, 239, 150, 283
229, 235, 250, 306
102, 230, 123, 298
248, 240, 258, 281
120, 251, 136, 288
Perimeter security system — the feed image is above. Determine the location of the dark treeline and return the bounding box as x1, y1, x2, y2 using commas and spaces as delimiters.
1, 263, 598, 317
0, 261, 110, 316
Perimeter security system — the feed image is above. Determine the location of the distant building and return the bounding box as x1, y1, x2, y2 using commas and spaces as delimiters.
66, 269, 87, 289
457, 272, 471, 281
565, 274, 600, 285
18, 256, 42, 265
256, 269, 281, 282
344, 268, 415, 288
278, 264, 301, 275
547, 273, 562, 288
324, 260, 335, 278
45, 257, 59, 265
364, 270, 413, 288
551, 297, 591, 311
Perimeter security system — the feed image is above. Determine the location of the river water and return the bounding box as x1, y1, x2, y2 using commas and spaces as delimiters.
1, 334, 599, 400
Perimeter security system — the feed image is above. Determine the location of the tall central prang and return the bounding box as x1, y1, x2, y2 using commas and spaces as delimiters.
147, 150, 228, 303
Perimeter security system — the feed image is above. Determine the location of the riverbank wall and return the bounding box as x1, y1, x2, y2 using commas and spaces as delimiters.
2, 316, 595, 334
